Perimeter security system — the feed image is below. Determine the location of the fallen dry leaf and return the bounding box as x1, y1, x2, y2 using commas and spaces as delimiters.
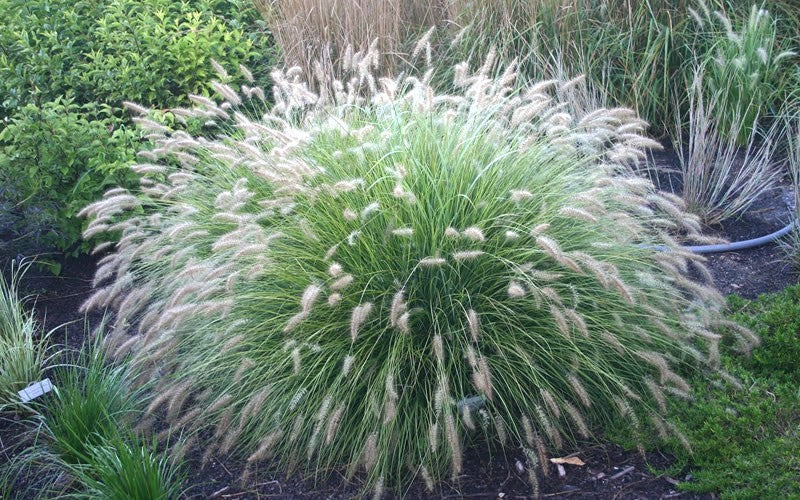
549, 456, 586, 466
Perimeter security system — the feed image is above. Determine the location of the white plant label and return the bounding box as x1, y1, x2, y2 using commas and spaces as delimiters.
18, 378, 53, 403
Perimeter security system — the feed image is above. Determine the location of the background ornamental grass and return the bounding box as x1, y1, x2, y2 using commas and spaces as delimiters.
79, 55, 758, 496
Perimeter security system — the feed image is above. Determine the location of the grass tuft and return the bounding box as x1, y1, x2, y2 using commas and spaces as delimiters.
3, 335, 184, 498
0, 261, 49, 411
79, 56, 755, 494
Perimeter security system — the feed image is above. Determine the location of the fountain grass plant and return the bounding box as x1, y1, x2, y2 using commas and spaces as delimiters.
694, 2, 796, 145
670, 68, 785, 226
0, 261, 49, 410
3, 335, 184, 498
79, 51, 758, 496
259, 0, 799, 139
783, 115, 800, 266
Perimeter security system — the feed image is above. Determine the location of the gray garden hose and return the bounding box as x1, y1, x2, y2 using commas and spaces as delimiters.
650, 220, 797, 254
682, 220, 796, 254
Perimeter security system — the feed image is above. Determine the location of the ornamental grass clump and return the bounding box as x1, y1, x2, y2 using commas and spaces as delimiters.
80, 50, 757, 495
0, 262, 48, 410
692, 1, 796, 144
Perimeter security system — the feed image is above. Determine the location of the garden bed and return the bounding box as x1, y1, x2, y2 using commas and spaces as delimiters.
3, 259, 712, 498
2, 158, 795, 498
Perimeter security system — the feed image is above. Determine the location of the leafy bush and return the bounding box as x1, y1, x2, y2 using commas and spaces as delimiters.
0, 262, 48, 409
81, 0, 270, 107
0, 0, 270, 115
0, 0, 274, 257
80, 57, 756, 495
0, 99, 138, 255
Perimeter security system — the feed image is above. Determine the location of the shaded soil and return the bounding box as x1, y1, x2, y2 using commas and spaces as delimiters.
703, 182, 797, 298
185, 443, 707, 499
2, 151, 797, 498
648, 148, 799, 299
16, 255, 105, 349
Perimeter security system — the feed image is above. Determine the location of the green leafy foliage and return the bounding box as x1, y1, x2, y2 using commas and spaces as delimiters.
80, 0, 269, 107
726, 290, 800, 387
0, 0, 270, 115
0, 99, 138, 255
0, 0, 274, 257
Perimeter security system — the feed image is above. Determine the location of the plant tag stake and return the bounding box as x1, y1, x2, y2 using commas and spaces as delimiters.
18, 378, 54, 403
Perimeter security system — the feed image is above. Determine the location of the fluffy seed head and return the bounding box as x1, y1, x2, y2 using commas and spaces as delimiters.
350, 302, 373, 341
392, 227, 414, 237
466, 309, 480, 342
453, 250, 484, 262
508, 281, 526, 298
510, 189, 534, 202
462, 226, 486, 242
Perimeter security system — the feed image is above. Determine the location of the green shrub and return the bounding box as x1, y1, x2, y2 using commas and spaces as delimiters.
0, 0, 99, 117
80, 58, 756, 495
0, 262, 48, 409
81, 0, 270, 107
0, 0, 274, 257
0, 0, 270, 115
0, 99, 138, 255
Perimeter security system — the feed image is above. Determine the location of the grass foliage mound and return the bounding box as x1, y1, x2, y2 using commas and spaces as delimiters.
0, 263, 47, 409
80, 55, 757, 495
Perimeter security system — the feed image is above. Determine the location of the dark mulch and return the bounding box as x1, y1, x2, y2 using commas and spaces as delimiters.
2, 154, 798, 498
648, 148, 799, 299
703, 182, 797, 298
16, 255, 105, 350
185, 443, 704, 499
